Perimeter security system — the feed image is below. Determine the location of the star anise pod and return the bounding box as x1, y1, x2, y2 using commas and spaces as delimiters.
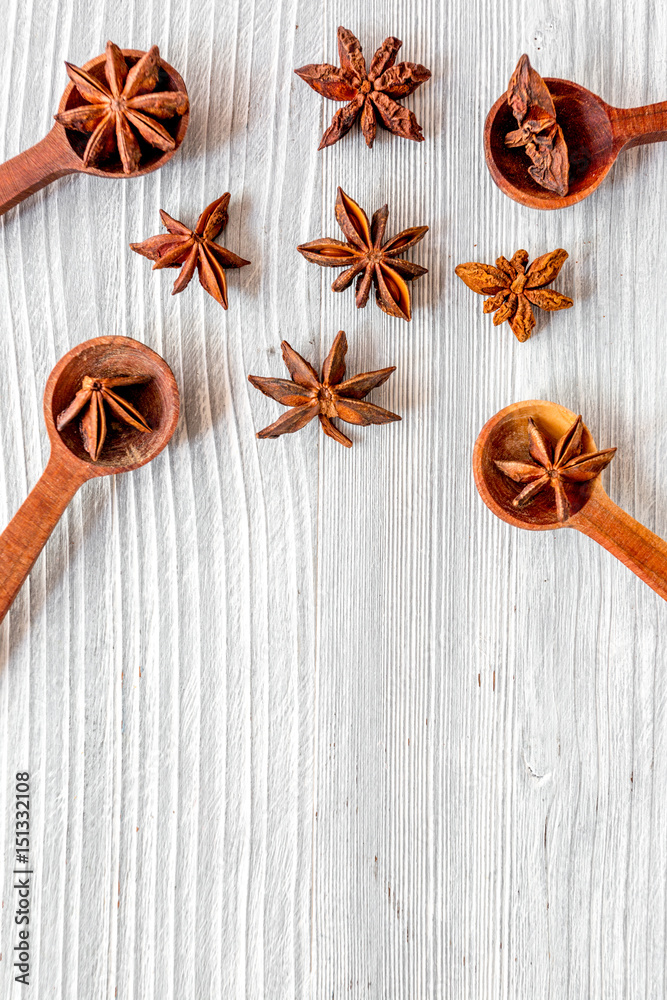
294, 26, 430, 149
455, 248, 572, 342
495, 415, 616, 522
130, 194, 250, 308
505, 54, 569, 197
248, 331, 400, 448
56, 375, 151, 461
297, 188, 428, 322
54, 40, 188, 175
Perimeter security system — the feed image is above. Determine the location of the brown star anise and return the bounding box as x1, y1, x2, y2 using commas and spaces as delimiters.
56, 375, 151, 461
505, 54, 569, 197
297, 188, 428, 322
294, 26, 430, 149
455, 248, 572, 342
248, 331, 400, 448
54, 41, 188, 175
129, 194, 250, 309
495, 415, 616, 522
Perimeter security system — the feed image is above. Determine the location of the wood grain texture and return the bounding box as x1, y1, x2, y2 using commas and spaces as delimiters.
0, 1, 666, 998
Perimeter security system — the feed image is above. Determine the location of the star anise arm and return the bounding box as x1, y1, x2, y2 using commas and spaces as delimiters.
336, 367, 396, 399
508, 295, 536, 342
159, 210, 192, 236
373, 62, 431, 97
281, 342, 321, 389
371, 205, 389, 248
197, 247, 230, 308
387, 259, 428, 280
553, 415, 583, 465
293, 64, 358, 101
524, 248, 569, 288
455, 263, 509, 295
560, 449, 617, 481
125, 110, 176, 152
319, 415, 353, 448
247, 376, 316, 407
102, 389, 151, 432
297, 238, 361, 267
321, 331, 347, 386
483, 290, 510, 313
507, 54, 556, 123
337, 26, 367, 82
381, 225, 429, 255
55, 104, 108, 132
56, 387, 94, 429
205, 243, 251, 269
331, 259, 367, 293
63, 61, 111, 103
514, 475, 551, 507
195, 194, 229, 238
360, 98, 377, 147
553, 477, 569, 522
494, 460, 545, 482
105, 40, 128, 97
127, 91, 188, 117
115, 113, 142, 174
370, 92, 425, 142
527, 418, 552, 468
171, 245, 199, 293
129, 234, 192, 263
510, 250, 529, 272
255, 402, 319, 439
149, 237, 196, 269
122, 45, 160, 100
83, 114, 116, 168
375, 263, 413, 321
368, 37, 402, 79
334, 398, 401, 426
524, 289, 573, 312
335, 189, 373, 249
318, 96, 364, 149
81, 391, 106, 461
353, 266, 374, 308
492, 293, 518, 325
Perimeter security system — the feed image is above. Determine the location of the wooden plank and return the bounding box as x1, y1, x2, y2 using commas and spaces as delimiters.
0, 0, 666, 998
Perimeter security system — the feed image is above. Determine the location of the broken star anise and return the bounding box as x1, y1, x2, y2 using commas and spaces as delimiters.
495, 415, 616, 522
248, 331, 400, 448
455, 248, 572, 342
297, 188, 428, 322
130, 194, 250, 309
505, 54, 569, 197
56, 375, 151, 461
294, 26, 430, 149
55, 40, 188, 175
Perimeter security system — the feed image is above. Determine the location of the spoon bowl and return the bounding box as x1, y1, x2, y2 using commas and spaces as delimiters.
0, 46, 188, 216
0, 336, 179, 625
484, 78, 667, 209
474, 400, 667, 601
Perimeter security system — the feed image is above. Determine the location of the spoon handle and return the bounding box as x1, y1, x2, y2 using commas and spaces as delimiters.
0, 457, 89, 624
573, 493, 667, 601
610, 101, 667, 148
0, 125, 81, 216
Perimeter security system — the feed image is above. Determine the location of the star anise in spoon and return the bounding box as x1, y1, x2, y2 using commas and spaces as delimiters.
455, 248, 572, 341
56, 375, 151, 461
505, 54, 569, 197
297, 188, 428, 321
130, 194, 250, 308
295, 26, 431, 149
248, 331, 400, 448
495, 415, 616, 522
54, 41, 188, 175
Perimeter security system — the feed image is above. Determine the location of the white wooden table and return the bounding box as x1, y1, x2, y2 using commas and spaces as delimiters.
1, 1, 667, 997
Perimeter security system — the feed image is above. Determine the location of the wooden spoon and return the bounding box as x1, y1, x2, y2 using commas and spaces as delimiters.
0, 47, 188, 217
0, 336, 179, 624
484, 77, 667, 209
473, 400, 667, 600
